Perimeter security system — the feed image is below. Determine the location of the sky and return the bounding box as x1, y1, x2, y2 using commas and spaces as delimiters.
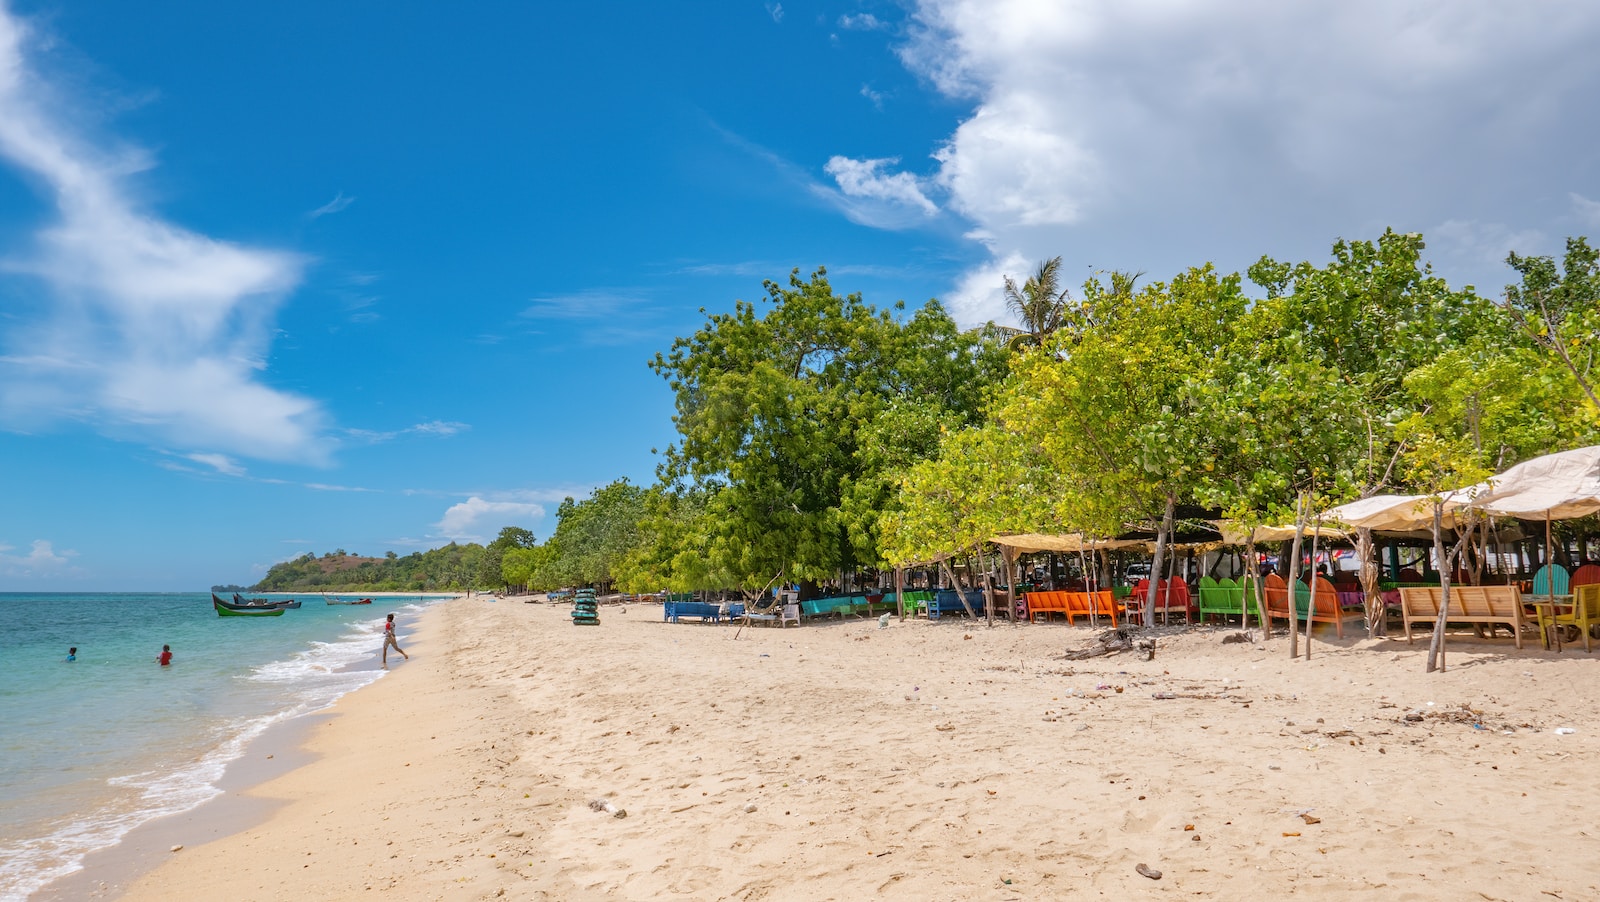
1, 1, 1598, 590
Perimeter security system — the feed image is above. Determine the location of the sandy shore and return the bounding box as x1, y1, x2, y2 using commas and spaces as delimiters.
105, 596, 1600, 900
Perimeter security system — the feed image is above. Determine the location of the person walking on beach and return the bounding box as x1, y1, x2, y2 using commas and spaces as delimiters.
382, 614, 408, 667
156, 644, 172, 666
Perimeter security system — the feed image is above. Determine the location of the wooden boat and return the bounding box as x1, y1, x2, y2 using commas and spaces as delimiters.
213, 594, 285, 617
233, 593, 299, 609
323, 595, 373, 605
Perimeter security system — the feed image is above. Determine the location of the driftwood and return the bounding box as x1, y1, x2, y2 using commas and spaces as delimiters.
1065, 627, 1156, 660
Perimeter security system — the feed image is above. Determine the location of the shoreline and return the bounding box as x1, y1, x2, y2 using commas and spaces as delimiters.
30, 601, 449, 901
88, 597, 1600, 899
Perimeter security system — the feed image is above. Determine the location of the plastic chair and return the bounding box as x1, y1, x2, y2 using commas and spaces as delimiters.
1570, 564, 1600, 588
1532, 564, 1571, 598
1537, 584, 1600, 652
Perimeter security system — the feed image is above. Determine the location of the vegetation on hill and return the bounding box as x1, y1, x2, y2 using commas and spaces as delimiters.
251, 545, 486, 593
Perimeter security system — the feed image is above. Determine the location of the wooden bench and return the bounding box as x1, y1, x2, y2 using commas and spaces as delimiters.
1262, 574, 1364, 638
1025, 590, 1069, 622
664, 600, 723, 623
1400, 585, 1526, 648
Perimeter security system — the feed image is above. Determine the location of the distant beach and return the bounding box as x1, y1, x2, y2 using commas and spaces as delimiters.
61, 595, 1600, 901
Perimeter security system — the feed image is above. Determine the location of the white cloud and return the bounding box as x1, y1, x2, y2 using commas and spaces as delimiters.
186, 452, 245, 477
0, 538, 73, 575
874, 1, 1600, 324
860, 83, 886, 109
765, 3, 784, 24
839, 13, 886, 31
308, 191, 355, 218
346, 420, 471, 443
434, 496, 548, 544
0, 8, 330, 463
821, 156, 939, 227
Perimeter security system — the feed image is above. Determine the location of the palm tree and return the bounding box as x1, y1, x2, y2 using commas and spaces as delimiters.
1003, 256, 1069, 347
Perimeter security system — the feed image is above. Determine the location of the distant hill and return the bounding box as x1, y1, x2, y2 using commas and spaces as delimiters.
250, 544, 487, 592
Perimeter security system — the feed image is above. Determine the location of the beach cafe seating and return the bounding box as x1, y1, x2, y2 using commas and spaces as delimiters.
1262, 573, 1363, 638
1197, 576, 1261, 623
799, 596, 863, 619
1130, 578, 1193, 624
1400, 585, 1528, 649
883, 589, 934, 616
1573, 564, 1600, 589
929, 588, 985, 618
740, 593, 782, 627
1534, 583, 1600, 652
1532, 563, 1571, 599
1024, 590, 1118, 625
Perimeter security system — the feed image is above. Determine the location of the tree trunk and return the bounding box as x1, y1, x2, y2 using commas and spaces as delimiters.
1357, 528, 1384, 638
1425, 504, 1453, 673
1244, 537, 1259, 635
1144, 494, 1176, 628
1305, 515, 1322, 661
1286, 493, 1307, 659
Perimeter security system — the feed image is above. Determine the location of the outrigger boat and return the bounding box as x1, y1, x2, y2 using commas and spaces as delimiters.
235, 593, 300, 609
323, 595, 373, 605
212, 593, 286, 617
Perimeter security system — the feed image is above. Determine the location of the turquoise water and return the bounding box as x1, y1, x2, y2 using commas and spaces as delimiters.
0, 592, 446, 901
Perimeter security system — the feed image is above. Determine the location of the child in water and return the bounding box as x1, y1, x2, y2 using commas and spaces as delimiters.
157, 644, 172, 666
66, 647, 76, 662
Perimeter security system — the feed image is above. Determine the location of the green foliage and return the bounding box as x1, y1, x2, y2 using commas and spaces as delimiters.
1504, 236, 1600, 418
649, 267, 1004, 587
252, 543, 487, 592
528, 480, 648, 589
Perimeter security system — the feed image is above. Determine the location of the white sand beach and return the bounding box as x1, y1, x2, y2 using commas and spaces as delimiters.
106, 596, 1600, 900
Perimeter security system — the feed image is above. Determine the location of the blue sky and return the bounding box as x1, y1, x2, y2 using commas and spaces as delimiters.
2, 1, 1599, 590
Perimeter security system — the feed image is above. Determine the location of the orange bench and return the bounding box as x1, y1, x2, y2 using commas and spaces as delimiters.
1026, 590, 1119, 625
1262, 573, 1364, 638
1025, 590, 1069, 622
1064, 590, 1119, 626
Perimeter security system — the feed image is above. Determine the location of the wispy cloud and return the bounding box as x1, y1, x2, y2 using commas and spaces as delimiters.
186, 452, 245, 477
1572, 192, 1600, 227
308, 191, 355, 219
860, 84, 887, 109
839, 13, 887, 31
345, 420, 471, 443
765, 3, 784, 23
518, 288, 666, 345
0, 8, 330, 464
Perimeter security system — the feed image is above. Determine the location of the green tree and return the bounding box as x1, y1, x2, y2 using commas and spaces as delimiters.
1503, 236, 1600, 417
1003, 257, 1069, 347
651, 268, 1003, 591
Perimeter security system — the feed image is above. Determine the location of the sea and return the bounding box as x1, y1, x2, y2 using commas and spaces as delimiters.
0, 591, 449, 901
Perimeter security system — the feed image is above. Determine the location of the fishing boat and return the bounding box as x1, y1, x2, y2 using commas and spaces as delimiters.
323, 595, 373, 605
233, 593, 300, 609
212, 594, 286, 617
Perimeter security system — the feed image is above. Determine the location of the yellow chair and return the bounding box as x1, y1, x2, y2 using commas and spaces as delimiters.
1536, 584, 1600, 652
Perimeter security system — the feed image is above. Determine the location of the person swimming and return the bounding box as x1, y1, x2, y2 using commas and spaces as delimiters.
66, 647, 76, 662
157, 644, 172, 666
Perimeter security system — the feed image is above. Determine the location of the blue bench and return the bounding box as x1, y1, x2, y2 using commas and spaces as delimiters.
664, 600, 722, 623
929, 589, 985, 619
